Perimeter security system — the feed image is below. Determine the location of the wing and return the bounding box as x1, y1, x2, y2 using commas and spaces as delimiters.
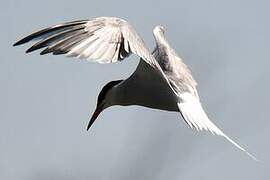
14, 17, 176, 94
177, 93, 256, 160
14, 17, 162, 68
153, 44, 256, 160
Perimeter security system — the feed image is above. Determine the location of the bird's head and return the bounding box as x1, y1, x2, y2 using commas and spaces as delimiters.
87, 80, 123, 131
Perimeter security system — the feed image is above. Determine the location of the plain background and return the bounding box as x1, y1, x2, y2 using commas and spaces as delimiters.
1, 0, 270, 179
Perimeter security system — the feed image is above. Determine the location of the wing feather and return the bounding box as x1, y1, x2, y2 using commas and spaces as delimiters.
41, 32, 88, 55
13, 20, 88, 46
14, 17, 145, 64
14, 16, 178, 96
178, 92, 257, 160
25, 26, 85, 53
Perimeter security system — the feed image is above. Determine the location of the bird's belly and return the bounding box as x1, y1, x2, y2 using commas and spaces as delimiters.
121, 80, 179, 112
118, 61, 179, 112
135, 94, 179, 112
136, 88, 178, 111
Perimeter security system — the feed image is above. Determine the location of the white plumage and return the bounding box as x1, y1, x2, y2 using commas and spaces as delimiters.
14, 16, 256, 160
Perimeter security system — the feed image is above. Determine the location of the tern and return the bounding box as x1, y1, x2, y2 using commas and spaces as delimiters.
14, 17, 256, 160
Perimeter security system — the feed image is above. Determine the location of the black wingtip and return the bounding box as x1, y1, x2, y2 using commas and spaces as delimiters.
53, 50, 67, 55
25, 47, 34, 53
13, 41, 21, 46
13, 38, 31, 46
13, 20, 89, 47
40, 48, 52, 55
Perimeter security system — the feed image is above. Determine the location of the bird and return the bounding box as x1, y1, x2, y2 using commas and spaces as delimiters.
13, 16, 256, 160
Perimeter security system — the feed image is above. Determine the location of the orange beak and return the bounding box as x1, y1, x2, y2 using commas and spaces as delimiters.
87, 106, 103, 131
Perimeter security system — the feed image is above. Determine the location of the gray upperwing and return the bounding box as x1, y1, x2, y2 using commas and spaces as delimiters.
152, 45, 198, 97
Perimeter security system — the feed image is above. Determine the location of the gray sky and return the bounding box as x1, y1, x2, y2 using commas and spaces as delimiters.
1, 0, 270, 179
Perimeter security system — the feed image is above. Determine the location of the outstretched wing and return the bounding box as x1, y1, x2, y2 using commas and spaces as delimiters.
14, 17, 160, 68
14, 17, 176, 95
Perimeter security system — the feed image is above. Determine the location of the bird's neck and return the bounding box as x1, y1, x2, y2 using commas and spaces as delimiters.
100, 80, 125, 109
